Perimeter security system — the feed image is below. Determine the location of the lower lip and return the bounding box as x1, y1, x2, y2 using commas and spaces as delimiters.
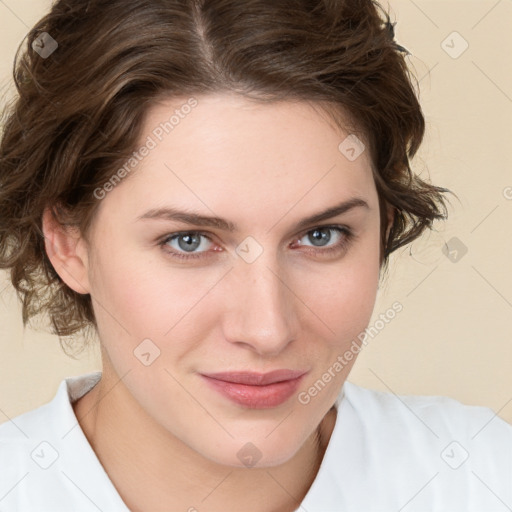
201, 374, 305, 409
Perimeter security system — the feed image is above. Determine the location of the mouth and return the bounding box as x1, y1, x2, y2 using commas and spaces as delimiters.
200, 369, 308, 409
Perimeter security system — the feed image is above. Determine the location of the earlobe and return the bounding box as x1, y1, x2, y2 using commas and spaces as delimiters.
41, 207, 91, 295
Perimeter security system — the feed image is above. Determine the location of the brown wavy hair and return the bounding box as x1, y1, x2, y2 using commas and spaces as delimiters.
0, 0, 451, 357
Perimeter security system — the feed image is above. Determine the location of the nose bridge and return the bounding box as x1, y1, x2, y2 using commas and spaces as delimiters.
225, 250, 297, 355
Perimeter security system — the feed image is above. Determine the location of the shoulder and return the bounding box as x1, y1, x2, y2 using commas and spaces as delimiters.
0, 372, 101, 442
0, 390, 64, 510
0, 399, 53, 440
0, 372, 127, 512
0, 377, 75, 476
328, 381, 512, 510
306, 382, 512, 511
341, 379, 512, 441
0, 390, 60, 462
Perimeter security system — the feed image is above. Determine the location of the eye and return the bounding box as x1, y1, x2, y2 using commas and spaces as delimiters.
292, 225, 354, 256
158, 225, 354, 261
159, 231, 215, 260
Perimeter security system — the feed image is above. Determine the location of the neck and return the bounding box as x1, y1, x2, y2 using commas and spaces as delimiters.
73, 364, 337, 512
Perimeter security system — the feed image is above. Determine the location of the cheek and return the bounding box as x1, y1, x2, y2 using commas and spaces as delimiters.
87, 241, 219, 367
305, 233, 381, 339
292, 238, 380, 407
88, 219, 381, 360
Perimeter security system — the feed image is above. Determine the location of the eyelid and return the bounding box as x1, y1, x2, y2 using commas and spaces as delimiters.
158, 224, 354, 260
295, 223, 351, 238
292, 224, 354, 249
159, 230, 215, 245
159, 223, 352, 247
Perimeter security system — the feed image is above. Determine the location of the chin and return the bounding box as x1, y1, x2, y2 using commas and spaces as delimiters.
198, 432, 306, 469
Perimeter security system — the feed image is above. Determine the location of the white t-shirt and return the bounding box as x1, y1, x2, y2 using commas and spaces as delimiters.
1, 371, 511, 511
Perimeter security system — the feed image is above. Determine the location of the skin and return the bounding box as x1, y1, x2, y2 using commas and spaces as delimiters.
43, 93, 392, 512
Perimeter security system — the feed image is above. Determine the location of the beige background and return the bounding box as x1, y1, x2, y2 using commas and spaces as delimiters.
1, 0, 511, 425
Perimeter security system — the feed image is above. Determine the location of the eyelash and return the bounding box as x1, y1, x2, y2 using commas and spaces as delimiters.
158, 225, 355, 261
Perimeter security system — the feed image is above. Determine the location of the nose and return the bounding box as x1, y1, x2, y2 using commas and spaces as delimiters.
223, 256, 299, 357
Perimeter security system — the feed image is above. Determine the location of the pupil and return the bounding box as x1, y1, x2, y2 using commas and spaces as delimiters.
310, 228, 330, 247
179, 234, 200, 252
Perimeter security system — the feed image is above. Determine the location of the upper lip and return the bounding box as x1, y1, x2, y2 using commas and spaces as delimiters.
201, 369, 308, 386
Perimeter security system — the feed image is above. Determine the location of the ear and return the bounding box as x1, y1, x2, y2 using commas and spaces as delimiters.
41, 206, 91, 295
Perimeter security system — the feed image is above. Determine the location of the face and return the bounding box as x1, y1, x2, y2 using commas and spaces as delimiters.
80, 93, 382, 467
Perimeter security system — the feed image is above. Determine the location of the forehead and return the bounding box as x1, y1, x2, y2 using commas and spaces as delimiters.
136, 93, 371, 179
99, 93, 377, 228
142, 93, 365, 159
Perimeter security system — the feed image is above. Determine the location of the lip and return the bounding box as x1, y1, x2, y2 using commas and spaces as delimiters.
200, 370, 308, 409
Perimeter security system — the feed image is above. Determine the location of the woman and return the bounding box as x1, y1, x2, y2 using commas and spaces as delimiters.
0, 0, 510, 511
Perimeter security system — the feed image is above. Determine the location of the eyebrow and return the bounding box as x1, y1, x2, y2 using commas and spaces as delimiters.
136, 197, 369, 232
